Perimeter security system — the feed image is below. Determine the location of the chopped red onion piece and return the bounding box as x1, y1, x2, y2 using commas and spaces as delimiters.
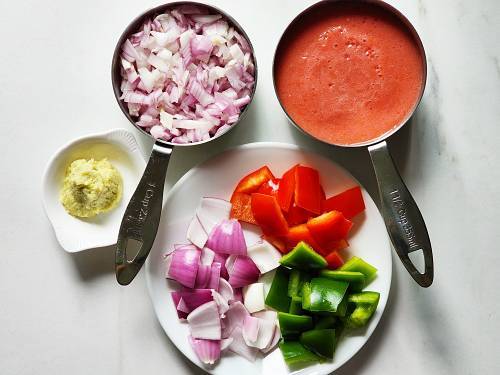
166, 247, 201, 288
227, 256, 260, 288
242, 316, 259, 343
221, 301, 249, 338
228, 326, 258, 362
218, 278, 234, 302
211, 290, 229, 317
207, 262, 221, 290
225, 254, 237, 275
171, 291, 187, 319
220, 337, 233, 351
171, 289, 213, 319
189, 336, 221, 365
195, 264, 211, 288
187, 197, 231, 249
214, 252, 229, 279
242, 283, 265, 313
261, 324, 281, 354
252, 310, 277, 322
206, 219, 247, 255
242, 315, 276, 350
200, 247, 215, 265
197, 197, 232, 234
233, 288, 243, 303
177, 298, 190, 314
246, 240, 281, 274
187, 301, 221, 340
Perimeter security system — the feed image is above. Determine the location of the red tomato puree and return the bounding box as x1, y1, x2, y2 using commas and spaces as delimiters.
275, 1, 424, 145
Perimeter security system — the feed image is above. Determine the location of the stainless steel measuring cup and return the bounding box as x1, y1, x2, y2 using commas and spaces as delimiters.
111, 2, 257, 285
273, 0, 433, 287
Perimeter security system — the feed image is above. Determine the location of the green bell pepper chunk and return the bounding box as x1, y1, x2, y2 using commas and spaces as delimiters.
289, 296, 304, 315
279, 341, 321, 366
339, 256, 377, 284
303, 277, 349, 313
278, 312, 313, 336
335, 319, 346, 338
280, 241, 327, 270
288, 269, 302, 297
300, 329, 336, 358
345, 291, 380, 328
319, 270, 366, 292
333, 294, 349, 317
301, 281, 311, 310
348, 291, 380, 304
314, 315, 337, 329
265, 267, 291, 312
288, 270, 311, 297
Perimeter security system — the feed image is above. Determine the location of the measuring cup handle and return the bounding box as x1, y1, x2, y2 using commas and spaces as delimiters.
115, 143, 172, 285
368, 141, 434, 287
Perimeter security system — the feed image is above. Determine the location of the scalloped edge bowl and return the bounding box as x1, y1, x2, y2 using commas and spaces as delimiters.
42, 128, 146, 252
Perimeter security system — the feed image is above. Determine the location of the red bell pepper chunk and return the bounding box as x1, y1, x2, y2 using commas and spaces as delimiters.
285, 204, 312, 226
325, 251, 345, 269
316, 238, 349, 259
319, 185, 326, 211
251, 193, 289, 236
257, 178, 281, 198
277, 165, 297, 212
263, 235, 287, 254
307, 211, 353, 249
334, 239, 349, 252
230, 192, 257, 224
285, 224, 326, 255
234, 166, 275, 194
295, 166, 322, 215
323, 186, 365, 219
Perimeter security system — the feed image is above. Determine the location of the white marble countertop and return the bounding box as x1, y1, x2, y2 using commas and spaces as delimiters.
1, 0, 499, 374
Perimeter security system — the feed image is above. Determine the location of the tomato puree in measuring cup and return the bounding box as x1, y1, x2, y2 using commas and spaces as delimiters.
275, 1, 424, 145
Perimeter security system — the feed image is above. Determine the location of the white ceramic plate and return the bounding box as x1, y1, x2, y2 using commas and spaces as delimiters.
146, 142, 392, 375
42, 128, 146, 252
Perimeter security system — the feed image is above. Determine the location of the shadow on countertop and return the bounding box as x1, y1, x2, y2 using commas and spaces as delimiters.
69, 244, 115, 280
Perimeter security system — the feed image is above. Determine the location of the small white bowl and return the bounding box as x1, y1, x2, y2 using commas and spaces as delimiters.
42, 128, 146, 252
